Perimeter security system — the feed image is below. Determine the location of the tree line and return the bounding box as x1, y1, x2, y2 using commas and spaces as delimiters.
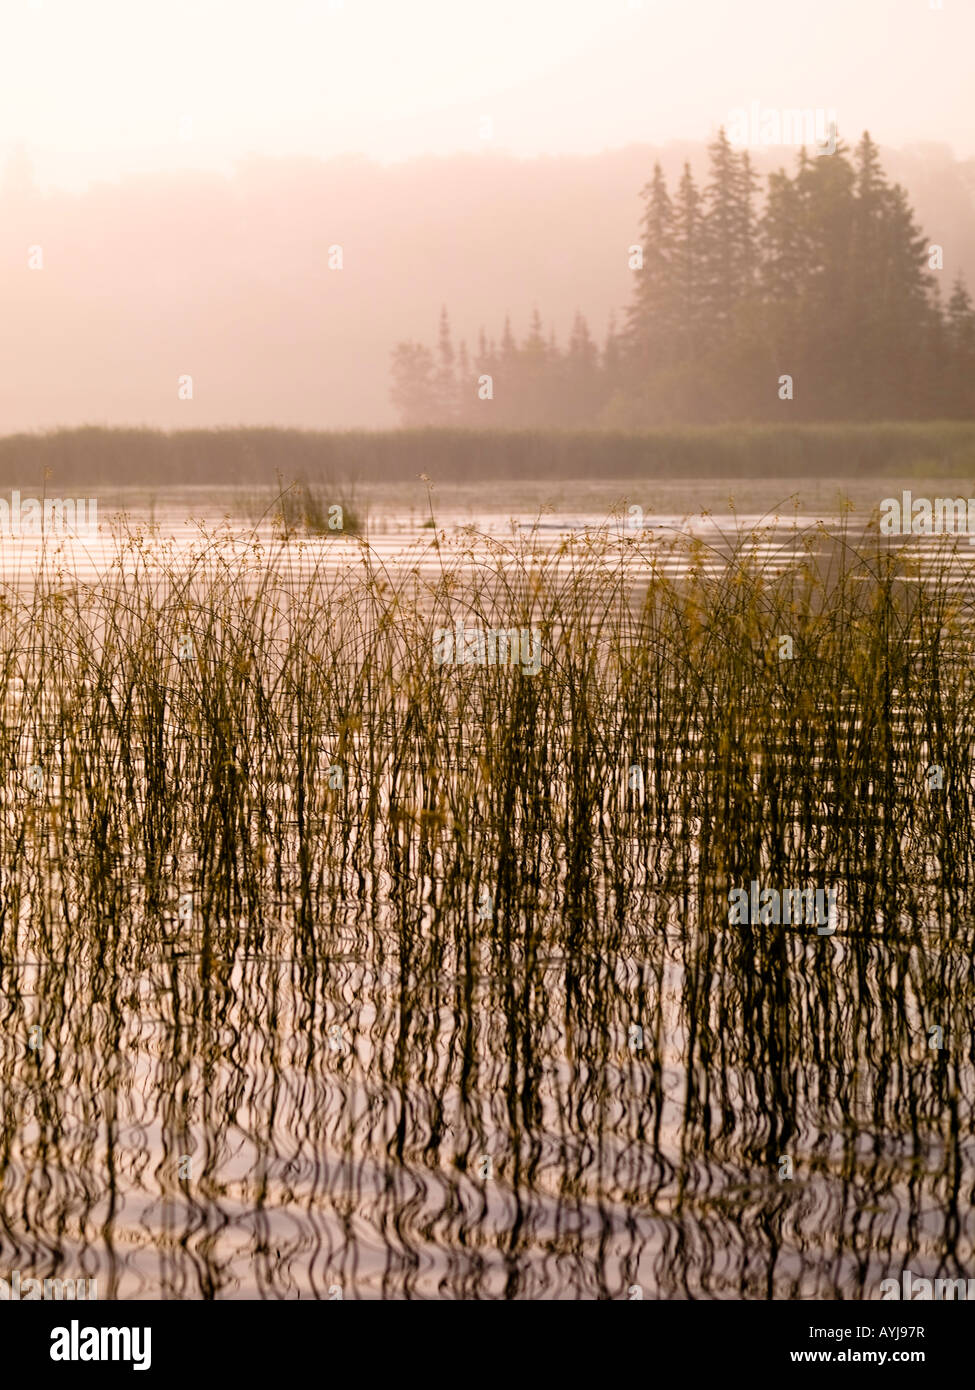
390, 132, 975, 426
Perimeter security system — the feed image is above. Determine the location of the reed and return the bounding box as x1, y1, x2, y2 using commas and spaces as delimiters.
0, 513, 972, 1297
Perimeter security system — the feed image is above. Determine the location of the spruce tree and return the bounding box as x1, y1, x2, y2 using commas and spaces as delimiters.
389, 342, 441, 425
700, 128, 740, 342
564, 311, 602, 425
436, 306, 457, 421
794, 137, 857, 417
947, 277, 975, 415
624, 162, 676, 379
671, 162, 703, 365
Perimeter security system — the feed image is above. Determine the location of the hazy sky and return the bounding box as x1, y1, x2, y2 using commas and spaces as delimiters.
3, 0, 973, 190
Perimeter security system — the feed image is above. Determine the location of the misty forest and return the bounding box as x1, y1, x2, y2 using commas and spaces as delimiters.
392, 132, 975, 426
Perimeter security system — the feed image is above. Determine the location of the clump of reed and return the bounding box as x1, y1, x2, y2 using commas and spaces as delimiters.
0, 513, 973, 1297
236, 475, 364, 535
277, 477, 363, 536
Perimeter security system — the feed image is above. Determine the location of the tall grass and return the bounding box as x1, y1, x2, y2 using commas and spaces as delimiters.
0, 516, 972, 1297
2, 421, 975, 487
236, 477, 365, 535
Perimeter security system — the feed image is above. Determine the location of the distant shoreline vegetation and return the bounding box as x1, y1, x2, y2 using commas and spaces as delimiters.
1, 422, 975, 487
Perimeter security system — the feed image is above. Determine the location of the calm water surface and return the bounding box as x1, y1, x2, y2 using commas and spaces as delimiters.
0, 493, 972, 1298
